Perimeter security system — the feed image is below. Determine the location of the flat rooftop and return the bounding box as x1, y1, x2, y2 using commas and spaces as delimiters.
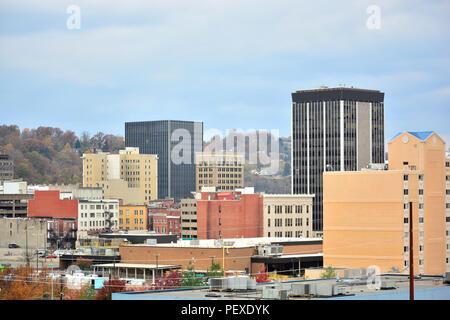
93, 263, 181, 270
112, 275, 450, 300
123, 237, 322, 249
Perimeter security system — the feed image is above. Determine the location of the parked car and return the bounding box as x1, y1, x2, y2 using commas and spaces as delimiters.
45, 254, 58, 259
8, 243, 20, 248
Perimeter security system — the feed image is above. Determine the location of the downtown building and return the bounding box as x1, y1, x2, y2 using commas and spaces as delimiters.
82, 147, 158, 204
291, 86, 385, 233
323, 131, 450, 274
125, 120, 203, 201
195, 152, 245, 192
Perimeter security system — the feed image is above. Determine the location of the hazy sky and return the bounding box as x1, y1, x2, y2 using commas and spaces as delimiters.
0, 0, 449, 146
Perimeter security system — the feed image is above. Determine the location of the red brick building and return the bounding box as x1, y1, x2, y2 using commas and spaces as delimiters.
196, 191, 264, 239
148, 207, 181, 238
28, 190, 79, 249
28, 190, 78, 219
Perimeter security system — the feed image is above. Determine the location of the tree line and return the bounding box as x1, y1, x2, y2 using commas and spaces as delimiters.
0, 125, 124, 185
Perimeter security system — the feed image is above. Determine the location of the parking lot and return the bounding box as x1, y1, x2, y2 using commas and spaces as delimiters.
0, 247, 59, 268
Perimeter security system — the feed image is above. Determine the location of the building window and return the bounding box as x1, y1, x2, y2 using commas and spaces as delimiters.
419, 174, 424, 181
403, 174, 408, 181
419, 217, 424, 223
419, 189, 423, 195
404, 217, 408, 224
267, 219, 270, 227
404, 189, 408, 195
419, 203, 424, 210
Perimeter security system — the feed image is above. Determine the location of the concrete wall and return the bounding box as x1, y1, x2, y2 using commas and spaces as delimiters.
0, 217, 47, 249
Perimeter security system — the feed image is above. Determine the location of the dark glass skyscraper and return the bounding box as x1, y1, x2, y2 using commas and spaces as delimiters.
291, 87, 385, 232
125, 120, 203, 200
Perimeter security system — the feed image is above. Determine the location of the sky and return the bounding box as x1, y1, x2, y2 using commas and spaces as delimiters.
0, 0, 449, 146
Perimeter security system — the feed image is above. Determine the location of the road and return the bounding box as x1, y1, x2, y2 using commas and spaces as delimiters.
0, 248, 59, 269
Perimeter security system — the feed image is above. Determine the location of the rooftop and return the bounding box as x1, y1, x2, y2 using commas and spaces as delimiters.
112, 275, 450, 300
390, 131, 434, 142
123, 237, 322, 248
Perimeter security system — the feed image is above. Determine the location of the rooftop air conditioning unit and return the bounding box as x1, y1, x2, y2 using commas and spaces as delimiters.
380, 281, 397, 290
209, 277, 228, 290
290, 283, 306, 296
262, 287, 288, 300
226, 276, 238, 290
247, 278, 256, 290
235, 276, 249, 290
316, 283, 334, 297
444, 272, 450, 284
223, 241, 235, 247
304, 283, 316, 295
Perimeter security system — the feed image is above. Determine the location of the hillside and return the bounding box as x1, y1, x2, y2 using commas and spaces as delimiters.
0, 125, 124, 185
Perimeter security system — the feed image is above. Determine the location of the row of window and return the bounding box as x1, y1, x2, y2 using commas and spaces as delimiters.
198, 161, 243, 166
268, 205, 310, 214
119, 218, 145, 224
80, 212, 117, 218
80, 220, 117, 228
119, 210, 145, 216
269, 218, 309, 227
80, 204, 117, 210
268, 231, 309, 237
198, 173, 242, 178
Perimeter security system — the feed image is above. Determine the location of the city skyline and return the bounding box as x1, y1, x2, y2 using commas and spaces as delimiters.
0, 1, 449, 146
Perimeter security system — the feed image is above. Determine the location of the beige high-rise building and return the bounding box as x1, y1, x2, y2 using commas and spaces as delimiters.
263, 194, 314, 238
195, 152, 244, 192
323, 131, 449, 275
82, 147, 158, 205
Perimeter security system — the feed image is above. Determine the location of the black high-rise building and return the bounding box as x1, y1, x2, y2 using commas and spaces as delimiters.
291, 87, 385, 233
125, 120, 203, 200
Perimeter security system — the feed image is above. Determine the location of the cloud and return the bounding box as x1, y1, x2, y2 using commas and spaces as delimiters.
1, 0, 448, 85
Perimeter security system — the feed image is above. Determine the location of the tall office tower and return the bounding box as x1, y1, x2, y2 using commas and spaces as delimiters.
291, 86, 385, 233
125, 120, 203, 200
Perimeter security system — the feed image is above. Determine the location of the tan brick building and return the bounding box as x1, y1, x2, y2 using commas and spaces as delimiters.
82, 147, 158, 204
323, 131, 449, 274
263, 194, 314, 238
195, 152, 244, 192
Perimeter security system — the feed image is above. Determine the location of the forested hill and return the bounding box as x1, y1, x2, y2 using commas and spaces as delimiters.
0, 125, 124, 185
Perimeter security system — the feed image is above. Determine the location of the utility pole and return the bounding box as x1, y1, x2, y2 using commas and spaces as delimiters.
25, 225, 29, 267
155, 254, 160, 278
60, 276, 64, 300
409, 201, 414, 300
50, 264, 54, 300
